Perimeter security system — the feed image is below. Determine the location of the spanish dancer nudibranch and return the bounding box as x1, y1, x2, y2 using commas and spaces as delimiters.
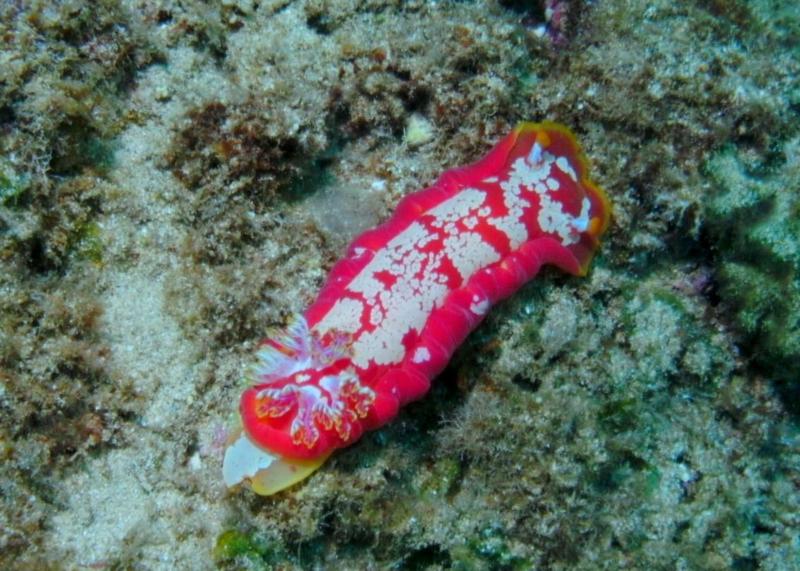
223, 121, 611, 495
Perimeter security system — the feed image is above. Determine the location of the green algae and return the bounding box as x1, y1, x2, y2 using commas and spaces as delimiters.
0, 159, 31, 208
419, 455, 462, 500
598, 397, 640, 433
704, 141, 800, 397
456, 522, 532, 571
70, 220, 105, 266
214, 529, 288, 568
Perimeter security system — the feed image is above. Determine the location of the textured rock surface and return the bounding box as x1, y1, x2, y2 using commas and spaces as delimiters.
1, 0, 798, 569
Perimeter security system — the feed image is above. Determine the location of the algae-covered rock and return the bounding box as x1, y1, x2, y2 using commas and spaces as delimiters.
704, 141, 800, 391
2, 0, 799, 569
214, 528, 288, 568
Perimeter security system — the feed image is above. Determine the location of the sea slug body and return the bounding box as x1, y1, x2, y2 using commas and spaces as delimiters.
223, 121, 611, 495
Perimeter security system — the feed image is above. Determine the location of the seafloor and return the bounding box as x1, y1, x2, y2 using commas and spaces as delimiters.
1, 0, 798, 569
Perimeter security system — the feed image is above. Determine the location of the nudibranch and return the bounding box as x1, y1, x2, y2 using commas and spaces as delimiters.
223, 121, 611, 495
